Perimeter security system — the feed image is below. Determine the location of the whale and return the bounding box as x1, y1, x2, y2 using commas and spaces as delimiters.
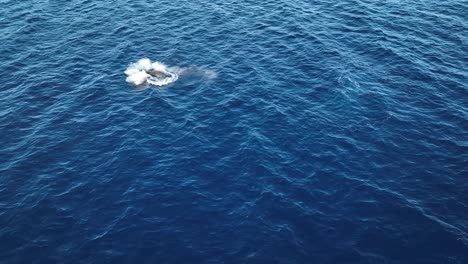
146, 69, 172, 79
125, 58, 179, 87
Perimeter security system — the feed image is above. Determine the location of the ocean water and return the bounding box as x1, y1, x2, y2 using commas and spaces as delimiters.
0, 0, 467, 263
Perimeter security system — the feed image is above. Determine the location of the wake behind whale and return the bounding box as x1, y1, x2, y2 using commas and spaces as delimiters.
125, 58, 218, 88
125, 58, 178, 87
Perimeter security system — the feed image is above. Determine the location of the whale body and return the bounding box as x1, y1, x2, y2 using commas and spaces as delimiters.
146, 69, 172, 79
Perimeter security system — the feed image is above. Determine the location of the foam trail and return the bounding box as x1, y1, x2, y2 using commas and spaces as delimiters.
125, 58, 178, 87
200, 68, 218, 80
173, 66, 218, 80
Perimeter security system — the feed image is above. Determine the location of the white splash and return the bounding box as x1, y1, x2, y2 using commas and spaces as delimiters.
124, 58, 178, 87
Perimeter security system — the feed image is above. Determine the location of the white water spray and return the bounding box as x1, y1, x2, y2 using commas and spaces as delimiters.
124, 58, 178, 87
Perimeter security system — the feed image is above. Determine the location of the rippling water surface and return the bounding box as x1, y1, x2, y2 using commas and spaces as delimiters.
1, 0, 467, 263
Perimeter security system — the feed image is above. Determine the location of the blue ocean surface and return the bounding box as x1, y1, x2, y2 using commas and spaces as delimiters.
0, 0, 467, 263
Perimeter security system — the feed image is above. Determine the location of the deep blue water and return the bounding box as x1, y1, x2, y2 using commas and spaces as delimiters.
1, 0, 467, 263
